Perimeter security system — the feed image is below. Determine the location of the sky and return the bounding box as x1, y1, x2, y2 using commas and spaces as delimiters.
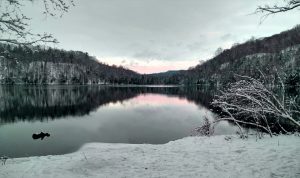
22, 0, 300, 74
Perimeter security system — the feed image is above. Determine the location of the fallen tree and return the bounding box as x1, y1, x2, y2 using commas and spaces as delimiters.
195, 74, 300, 138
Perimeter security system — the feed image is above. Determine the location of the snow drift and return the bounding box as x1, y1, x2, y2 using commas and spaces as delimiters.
1, 135, 299, 178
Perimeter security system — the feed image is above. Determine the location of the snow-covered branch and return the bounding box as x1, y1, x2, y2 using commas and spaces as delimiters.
198, 74, 300, 137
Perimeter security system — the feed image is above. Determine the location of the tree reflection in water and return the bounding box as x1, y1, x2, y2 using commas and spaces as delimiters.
0, 85, 216, 124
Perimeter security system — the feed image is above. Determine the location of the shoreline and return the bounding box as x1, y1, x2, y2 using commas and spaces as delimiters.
1, 135, 299, 178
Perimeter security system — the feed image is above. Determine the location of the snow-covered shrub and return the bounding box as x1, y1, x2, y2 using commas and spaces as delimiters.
210, 74, 300, 137
193, 117, 214, 136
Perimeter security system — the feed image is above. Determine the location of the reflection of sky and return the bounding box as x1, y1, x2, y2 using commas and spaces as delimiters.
111, 93, 193, 108
133, 94, 192, 105
0, 93, 238, 158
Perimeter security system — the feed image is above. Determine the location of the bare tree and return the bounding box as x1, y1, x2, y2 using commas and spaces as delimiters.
197, 74, 300, 138
0, 0, 74, 45
256, 0, 300, 22
214, 47, 224, 57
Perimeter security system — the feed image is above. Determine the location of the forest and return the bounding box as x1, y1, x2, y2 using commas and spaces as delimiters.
1, 25, 299, 87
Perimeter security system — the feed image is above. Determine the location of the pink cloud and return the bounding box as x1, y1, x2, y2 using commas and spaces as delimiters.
126, 61, 198, 74
128, 65, 177, 74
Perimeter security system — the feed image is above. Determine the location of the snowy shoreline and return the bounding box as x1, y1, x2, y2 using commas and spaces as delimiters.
1, 135, 299, 178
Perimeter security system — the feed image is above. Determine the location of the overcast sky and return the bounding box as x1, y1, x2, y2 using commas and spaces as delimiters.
23, 0, 299, 74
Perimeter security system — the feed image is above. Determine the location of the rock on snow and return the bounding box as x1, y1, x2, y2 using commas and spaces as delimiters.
1, 135, 299, 178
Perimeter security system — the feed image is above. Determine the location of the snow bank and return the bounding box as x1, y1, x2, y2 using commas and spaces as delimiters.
1, 135, 299, 178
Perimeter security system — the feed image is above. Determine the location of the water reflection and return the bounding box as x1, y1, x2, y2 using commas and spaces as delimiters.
0, 85, 236, 158
0, 85, 217, 123
0, 86, 138, 122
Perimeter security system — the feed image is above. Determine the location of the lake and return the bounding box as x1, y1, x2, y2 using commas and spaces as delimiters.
0, 85, 238, 158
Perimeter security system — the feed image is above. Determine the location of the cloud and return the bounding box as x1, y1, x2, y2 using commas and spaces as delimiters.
221, 34, 233, 41
133, 49, 161, 60
187, 42, 204, 52
22, 0, 300, 73
129, 60, 139, 66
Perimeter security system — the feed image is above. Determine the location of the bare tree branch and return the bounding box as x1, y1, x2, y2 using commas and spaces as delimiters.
0, 0, 74, 46
256, 0, 300, 23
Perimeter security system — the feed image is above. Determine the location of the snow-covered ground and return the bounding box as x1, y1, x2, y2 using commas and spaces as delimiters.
1, 135, 300, 178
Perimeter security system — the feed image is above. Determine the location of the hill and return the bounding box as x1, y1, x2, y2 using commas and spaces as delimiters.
0, 45, 139, 84
0, 25, 299, 85
182, 25, 300, 86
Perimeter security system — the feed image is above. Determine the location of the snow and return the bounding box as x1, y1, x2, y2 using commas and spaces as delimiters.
1, 135, 300, 178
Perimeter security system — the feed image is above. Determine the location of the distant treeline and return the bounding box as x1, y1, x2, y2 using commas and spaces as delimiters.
0, 25, 299, 86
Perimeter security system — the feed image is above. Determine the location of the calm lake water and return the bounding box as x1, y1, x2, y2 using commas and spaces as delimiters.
0, 85, 237, 158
